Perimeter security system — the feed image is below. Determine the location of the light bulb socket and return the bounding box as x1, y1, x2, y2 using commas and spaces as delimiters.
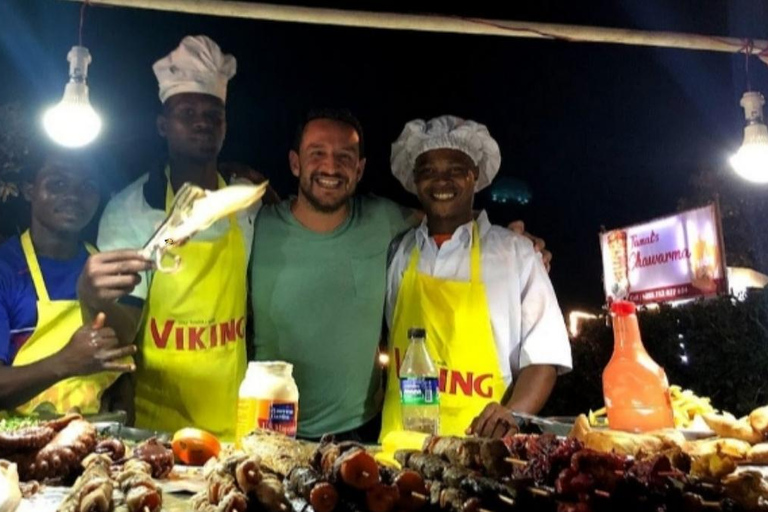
740, 91, 765, 124
67, 46, 92, 84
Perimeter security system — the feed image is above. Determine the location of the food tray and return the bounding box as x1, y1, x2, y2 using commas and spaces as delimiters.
91, 422, 172, 443
527, 415, 716, 440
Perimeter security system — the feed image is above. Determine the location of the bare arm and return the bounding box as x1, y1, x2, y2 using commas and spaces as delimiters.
77, 250, 152, 346
0, 358, 73, 410
219, 162, 281, 205
81, 302, 143, 347
508, 221, 552, 272
468, 365, 558, 438
0, 314, 135, 410
502, 364, 558, 414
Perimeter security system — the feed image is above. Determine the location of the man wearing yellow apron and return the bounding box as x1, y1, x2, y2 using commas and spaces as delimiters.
0, 143, 147, 414
381, 116, 572, 439
97, 36, 256, 439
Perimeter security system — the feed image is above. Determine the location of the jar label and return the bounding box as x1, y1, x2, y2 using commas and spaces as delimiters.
236, 398, 298, 439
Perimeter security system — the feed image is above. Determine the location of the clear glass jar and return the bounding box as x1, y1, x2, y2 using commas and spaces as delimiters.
235, 361, 299, 444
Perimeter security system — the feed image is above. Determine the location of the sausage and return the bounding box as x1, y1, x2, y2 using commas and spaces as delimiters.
333, 449, 379, 490
365, 483, 400, 512
393, 470, 427, 511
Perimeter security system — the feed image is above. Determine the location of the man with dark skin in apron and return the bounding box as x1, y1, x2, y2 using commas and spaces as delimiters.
382, 116, 572, 440
0, 144, 150, 414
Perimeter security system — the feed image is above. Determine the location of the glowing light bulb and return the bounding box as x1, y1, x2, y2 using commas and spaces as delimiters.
731, 91, 768, 184
43, 46, 101, 148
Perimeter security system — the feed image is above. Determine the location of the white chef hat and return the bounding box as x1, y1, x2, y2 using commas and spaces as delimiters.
390, 115, 501, 194
153, 35, 237, 104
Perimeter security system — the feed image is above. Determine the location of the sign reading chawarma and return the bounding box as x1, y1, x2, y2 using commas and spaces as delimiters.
599, 204, 728, 304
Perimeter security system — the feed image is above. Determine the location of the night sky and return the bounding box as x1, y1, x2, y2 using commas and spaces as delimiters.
3, 0, 768, 311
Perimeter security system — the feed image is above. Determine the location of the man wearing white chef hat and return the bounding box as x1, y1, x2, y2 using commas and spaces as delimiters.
251, 109, 554, 442
97, 35, 261, 439
380, 115, 572, 440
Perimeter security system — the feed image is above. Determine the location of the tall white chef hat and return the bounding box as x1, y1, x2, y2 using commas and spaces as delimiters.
390, 115, 501, 194
153, 35, 237, 104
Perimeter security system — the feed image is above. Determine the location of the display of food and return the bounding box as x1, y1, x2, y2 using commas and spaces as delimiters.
3, 402, 768, 512
225, 433, 431, 512
191, 452, 289, 512
0, 461, 21, 512
588, 385, 718, 431
57, 454, 115, 512
240, 428, 316, 476
113, 458, 163, 512
237, 427, 768, 510
55, 452, 163, 512
50, 436, 170, 512
172, 428, 221, 466
701, 406, 768, 445
0, 413, 97, 483
0, 414, 181, 512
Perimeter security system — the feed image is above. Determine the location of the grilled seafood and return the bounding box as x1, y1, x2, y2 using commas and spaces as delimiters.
140, 181, 267, 272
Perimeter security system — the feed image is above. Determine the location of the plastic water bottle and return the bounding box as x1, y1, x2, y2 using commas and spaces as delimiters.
400, 327, 440, 435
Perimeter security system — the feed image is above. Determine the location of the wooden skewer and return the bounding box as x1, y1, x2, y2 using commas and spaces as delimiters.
614, 470, 624, 476
594, 489, 611, 498
528, 487, 551, 498
412, 487, 518, 509
362, 471, 370, 478
497, 494, 516, 507
504, 458, 527, 467
412, 491, 497, 512
656, 471, 681, 477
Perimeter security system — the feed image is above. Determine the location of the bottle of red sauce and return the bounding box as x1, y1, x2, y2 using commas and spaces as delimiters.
603, 300, 674, 432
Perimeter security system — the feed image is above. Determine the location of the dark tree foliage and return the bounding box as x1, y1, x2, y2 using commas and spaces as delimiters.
0, 102, 32, 241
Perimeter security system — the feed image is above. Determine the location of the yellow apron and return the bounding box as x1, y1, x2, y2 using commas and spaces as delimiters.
134, 174, 247, 439
380, 223, 507, 438
13, 231, 118, 415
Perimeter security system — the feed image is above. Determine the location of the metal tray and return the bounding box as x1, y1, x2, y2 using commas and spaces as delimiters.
92, 421, 171, 443
512, 413, 575, 437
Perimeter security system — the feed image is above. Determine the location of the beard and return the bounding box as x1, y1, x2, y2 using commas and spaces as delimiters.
298, 172, 357, 213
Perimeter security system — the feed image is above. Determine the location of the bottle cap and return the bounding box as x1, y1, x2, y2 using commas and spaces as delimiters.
610, 300, 636, 316
407, 327, 426, 339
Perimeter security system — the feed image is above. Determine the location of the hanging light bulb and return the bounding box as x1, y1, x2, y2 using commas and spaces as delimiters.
43, 46, 102, 148
730, 91, 768, 184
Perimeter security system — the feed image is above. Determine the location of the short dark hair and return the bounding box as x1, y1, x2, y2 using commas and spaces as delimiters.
292, 108, 365, 158
21, 138, 99, 183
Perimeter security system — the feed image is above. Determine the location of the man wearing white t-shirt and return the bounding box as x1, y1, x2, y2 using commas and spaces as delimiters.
379, 116, 572, 440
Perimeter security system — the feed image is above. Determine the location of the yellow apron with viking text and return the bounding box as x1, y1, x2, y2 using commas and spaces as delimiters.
135, 174, 247, 440
380, 223, 507, 439
13, 231, 119, 415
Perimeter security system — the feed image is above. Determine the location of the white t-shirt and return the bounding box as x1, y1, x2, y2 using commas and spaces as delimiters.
97, 172, 259, 301
386, 211, 572, 387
